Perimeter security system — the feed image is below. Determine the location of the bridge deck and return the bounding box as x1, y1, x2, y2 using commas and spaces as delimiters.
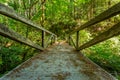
0, 42, 116, 80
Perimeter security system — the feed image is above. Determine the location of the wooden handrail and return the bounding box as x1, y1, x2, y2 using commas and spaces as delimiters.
67, 2, 120, 50
0, 3, 56, 36
78, 22, 120, 50
70, 2, 120, 34
0, 24, 44, 50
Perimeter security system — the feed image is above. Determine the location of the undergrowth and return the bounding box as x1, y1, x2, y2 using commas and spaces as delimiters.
83, 38, 120, 79
0, 45, 37, 77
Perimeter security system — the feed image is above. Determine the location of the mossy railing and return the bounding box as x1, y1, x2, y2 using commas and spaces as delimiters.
0, 3, 57, 50
68, 2, 120, 51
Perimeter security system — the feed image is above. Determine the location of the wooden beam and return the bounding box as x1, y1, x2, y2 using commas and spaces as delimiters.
76, 31, 79, 50
0, 3, 56, 36
45, 35, 54, 48
69, 36, 76, 49
70, 2, 120, 34
0, 24, 44, 50
41, 31, 45, 48
78, 22, 120, 50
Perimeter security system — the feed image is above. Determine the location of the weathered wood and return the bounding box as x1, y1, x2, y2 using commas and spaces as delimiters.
0, 24, 44, 50
76, 31, 79, 50
68, 36, 71, 45
70, 2, 120, 34
69, 36, 76, 49
0, 43, 116, 80
45, 35, 54, 48
78, 22, 120, 50
0, 3, 56, 36
41, 31, 45, 48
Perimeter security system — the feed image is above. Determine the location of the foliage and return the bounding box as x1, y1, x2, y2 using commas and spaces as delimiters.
0, 0, 120, 79
79, 30, 92, 45
83, 38, 120, 78
0, 46, 24, 76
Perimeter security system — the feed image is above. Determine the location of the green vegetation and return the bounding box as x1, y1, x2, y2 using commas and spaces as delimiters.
0, 46, 23, 76
0, 0, 120, 79
81, 29, 120, 79
83, 38, 120, 79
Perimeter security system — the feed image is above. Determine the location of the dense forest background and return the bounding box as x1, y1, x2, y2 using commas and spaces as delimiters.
0, 0, 120, 79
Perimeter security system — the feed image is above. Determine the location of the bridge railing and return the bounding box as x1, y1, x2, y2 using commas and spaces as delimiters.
68, 2, 120, 51
0, 3, 57, 51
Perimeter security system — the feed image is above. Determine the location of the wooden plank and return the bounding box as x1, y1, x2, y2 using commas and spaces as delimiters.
0, 3, 56, 36
78, 22, 120, 50
70, 2, 120, 34
0, 43, 116, 80
0, 24, 44, 50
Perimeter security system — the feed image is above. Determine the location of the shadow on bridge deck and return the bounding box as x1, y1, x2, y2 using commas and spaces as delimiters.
0, 42, 117, 80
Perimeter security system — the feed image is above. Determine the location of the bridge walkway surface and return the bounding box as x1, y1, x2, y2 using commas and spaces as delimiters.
0, 42, 116, 80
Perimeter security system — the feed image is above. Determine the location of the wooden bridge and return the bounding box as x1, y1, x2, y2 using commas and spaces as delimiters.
0, 2, 120, 80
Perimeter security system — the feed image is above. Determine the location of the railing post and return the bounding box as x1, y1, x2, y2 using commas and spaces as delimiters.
76, 31, 79, 50
42, 31, 45, 48
70, 36, 76, 48
68, 35, 71, 45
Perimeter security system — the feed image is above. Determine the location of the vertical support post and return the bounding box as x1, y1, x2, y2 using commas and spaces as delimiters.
41, 0, 46, 48
68, 35, 71, 45
41, 31, 44, 48
76, 31, 79, 50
